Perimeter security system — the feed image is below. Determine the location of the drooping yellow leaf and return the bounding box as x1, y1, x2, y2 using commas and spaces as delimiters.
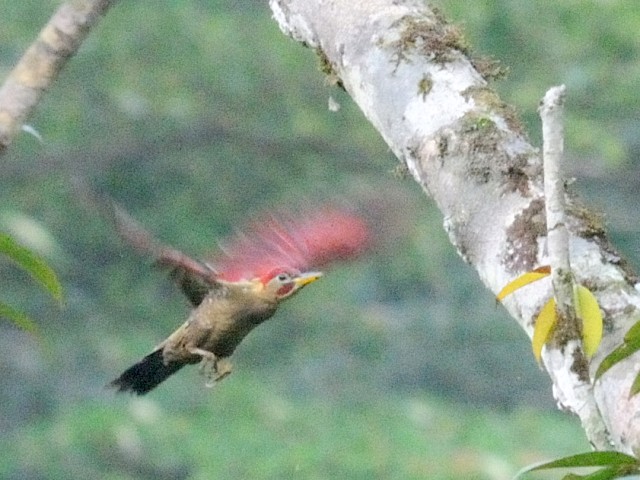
573, 284, 603, 358
497, 266, 551, 301
532, 297, 557, 362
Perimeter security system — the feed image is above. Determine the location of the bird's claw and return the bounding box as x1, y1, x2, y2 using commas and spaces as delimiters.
213, 358, 232, 382
195, 352, 233, 388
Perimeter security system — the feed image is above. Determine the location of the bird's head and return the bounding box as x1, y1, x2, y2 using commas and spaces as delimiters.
256, 268, 323, 302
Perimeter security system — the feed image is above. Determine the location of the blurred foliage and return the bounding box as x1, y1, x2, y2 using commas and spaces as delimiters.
0, 374, 588, 480
0, 0, 638, 478
441, 0, 640, 170
0, 231, 63, 332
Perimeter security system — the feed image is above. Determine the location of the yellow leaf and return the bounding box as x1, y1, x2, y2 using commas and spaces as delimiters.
573, 285, 603, 358
532, 298, 557, 362
497, 266, 551, 301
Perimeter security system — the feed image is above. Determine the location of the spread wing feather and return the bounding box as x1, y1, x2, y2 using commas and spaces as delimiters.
213, 207, 371, 282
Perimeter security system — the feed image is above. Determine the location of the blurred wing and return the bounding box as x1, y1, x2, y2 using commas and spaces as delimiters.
113, 205, 219, 305
213, 207, 371, 281
167, 266, 213, 306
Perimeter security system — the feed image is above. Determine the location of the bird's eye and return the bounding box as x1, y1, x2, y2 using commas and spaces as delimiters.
277, 273, 290, 282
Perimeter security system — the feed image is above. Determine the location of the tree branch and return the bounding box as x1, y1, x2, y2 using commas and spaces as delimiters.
0, 0, 117, 154
541, 86, 574, 320
270, 0, 640, 454
539, 85, 610, 449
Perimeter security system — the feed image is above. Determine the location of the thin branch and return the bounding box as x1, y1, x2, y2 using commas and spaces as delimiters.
0, 0, 118, 155
539, 85, 580, 344
539, 85, 611, 449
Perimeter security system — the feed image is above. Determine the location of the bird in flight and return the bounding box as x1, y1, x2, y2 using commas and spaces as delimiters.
109, 205, 371, 395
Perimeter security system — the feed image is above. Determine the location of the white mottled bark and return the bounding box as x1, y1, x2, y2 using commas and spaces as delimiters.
539, 85, 609, 448
271, 0, 640, 454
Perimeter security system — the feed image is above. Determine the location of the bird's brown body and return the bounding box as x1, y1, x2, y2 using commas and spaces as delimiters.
163, 280, 279, 363
109, 205, 365, 395
112, 280, 276, 394
111, 255, 321, 394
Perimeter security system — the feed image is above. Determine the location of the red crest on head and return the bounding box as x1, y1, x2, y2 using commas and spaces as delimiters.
213, 207, 371, 282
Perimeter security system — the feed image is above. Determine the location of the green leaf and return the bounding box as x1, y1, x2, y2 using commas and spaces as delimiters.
0, 233, 63, 304
515, 451, 639, 478
630, 372, 640, 398
595, 321, 640, 380
624, 320, 640, 343
567, 466, 635, 480
0, 301, 38, 332
561, 468, 624, 480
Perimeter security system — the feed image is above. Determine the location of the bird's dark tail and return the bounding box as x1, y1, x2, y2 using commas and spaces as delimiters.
110, 349, 185, 395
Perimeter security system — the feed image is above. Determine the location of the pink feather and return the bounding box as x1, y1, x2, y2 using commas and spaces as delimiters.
214, 208, 371, 283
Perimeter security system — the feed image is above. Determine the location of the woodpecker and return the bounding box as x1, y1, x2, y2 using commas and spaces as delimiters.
109, 205, 370, 395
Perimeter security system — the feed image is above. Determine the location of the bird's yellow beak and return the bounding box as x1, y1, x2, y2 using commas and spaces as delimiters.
294, 271, 323, 288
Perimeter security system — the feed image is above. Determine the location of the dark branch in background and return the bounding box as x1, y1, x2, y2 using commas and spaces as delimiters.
0, 0, 118, 155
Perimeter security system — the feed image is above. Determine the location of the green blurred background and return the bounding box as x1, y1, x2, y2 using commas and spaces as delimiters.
1, 1, 638, 478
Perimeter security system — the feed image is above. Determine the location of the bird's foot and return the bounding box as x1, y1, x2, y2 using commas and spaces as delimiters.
189, 348, 233, 388
202, 358, 233, 388
213, 357, 233, 383
199, 357, 217, 387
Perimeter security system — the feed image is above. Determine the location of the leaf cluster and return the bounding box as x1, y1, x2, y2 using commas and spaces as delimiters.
499, 268, 640, 478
